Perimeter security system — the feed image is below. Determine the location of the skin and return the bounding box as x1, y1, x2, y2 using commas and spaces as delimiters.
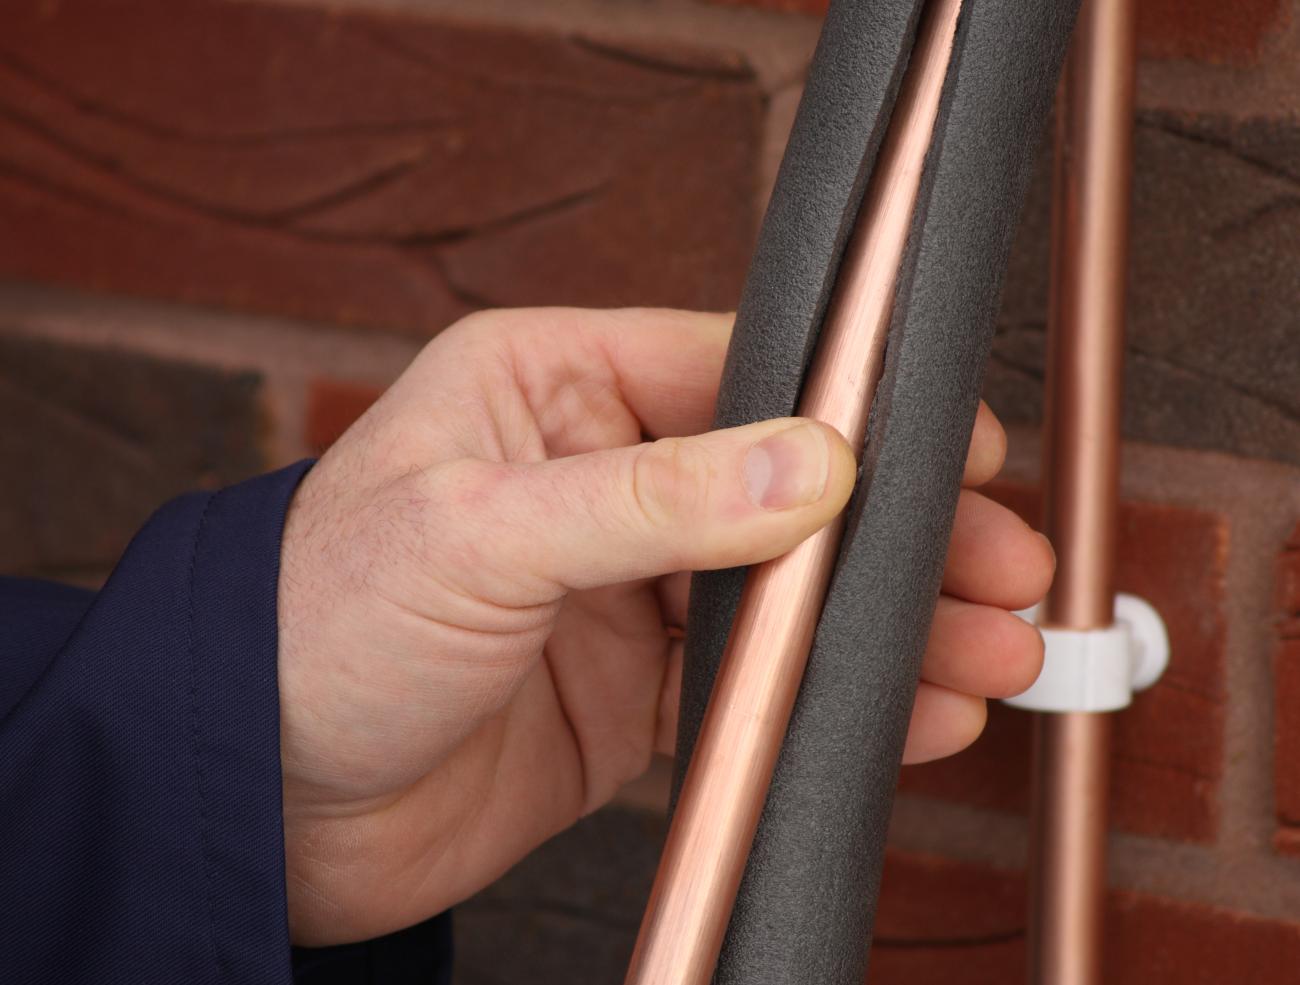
276, 307, 1055, 946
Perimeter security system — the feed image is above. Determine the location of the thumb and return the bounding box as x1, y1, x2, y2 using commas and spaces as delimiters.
446, 418, 857, 596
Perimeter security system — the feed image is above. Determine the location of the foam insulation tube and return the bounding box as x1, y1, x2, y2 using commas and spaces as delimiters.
661, 0, 1083, 982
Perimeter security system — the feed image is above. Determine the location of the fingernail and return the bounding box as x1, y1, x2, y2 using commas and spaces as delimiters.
743, 423, 830, 510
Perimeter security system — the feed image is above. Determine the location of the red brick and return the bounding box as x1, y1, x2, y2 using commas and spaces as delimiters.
1136, 0, 1285, 63
1275, 826, 1300, 856
1278, 538, 1300, 640
899, 481, 1227, 842
873, 851, 1300, 985
876, 852, 1023, 940
1107, 889, 1300, 984
873, 853, 1024, 985
1277, 528, 1300, 850
705, 0, 1286, 63
1276, 640, 1300, 834
305, 380, 383, 455
1277, 552, 1300, 620
0, 0, 763, 335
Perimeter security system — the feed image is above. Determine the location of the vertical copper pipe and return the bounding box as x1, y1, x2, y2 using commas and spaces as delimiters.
624, 2, 963, 982
1029, 0, 1136, 982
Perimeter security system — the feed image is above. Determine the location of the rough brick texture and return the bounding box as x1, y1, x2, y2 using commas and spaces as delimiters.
874, 852, 1300, 985
1278, 528, 1300, 637
899, 482, 1228, 842
305, 380, 383, 455
1136, 0, 1287, 62
986, 111, 1300, 469
1276, 527, 1300, 851
705, 0, 1288, 62
0, 333, 263, 577
1278, 641, 1300, 833
0, 0, 763, 336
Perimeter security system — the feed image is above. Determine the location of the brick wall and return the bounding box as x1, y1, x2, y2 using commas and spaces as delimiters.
3, 0, 1299, 980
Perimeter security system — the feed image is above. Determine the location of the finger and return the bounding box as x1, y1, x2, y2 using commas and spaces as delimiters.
657, 636, 998, 765
655, 599, 1037, 764
655, 638, 684, 757
963, 401, 1007, 487
942, 490, 1056, 609
592, 308, 734, 439
901, 682, 987, 764
476, 307, 734, 443
921, 596, 1045, 698
441, 416, 857, 599
656, 571, 691, 632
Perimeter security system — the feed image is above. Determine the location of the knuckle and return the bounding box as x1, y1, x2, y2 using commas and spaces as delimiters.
414, 309, 512, 370
399, 458, 534, 597
442, 307, 507, 343
629, 437, 712, 530
428, 457, 513, 522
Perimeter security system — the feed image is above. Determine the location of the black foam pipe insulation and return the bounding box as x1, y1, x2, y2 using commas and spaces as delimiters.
670, 1, 1081, 983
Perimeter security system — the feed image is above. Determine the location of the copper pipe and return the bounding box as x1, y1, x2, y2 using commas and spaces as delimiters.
1029, 715, 1113, 985
1029, 0, 1136, 982
624, 2, 963, 983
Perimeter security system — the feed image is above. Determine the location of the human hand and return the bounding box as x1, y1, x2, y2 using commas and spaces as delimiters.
276, 308, 1053, 945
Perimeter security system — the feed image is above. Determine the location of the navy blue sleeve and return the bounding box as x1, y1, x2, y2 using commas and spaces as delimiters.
0, 463, 451, 984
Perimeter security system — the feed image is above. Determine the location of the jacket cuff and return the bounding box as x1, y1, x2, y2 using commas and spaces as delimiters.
199, 464, 454, 983
187, 461, 314, 980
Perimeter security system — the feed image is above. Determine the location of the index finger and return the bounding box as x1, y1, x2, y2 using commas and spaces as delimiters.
479, 307, 734, 447
592, 307, 734, 439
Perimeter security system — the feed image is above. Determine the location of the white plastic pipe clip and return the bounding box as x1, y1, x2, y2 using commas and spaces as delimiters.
1002, 593, 1169, 713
